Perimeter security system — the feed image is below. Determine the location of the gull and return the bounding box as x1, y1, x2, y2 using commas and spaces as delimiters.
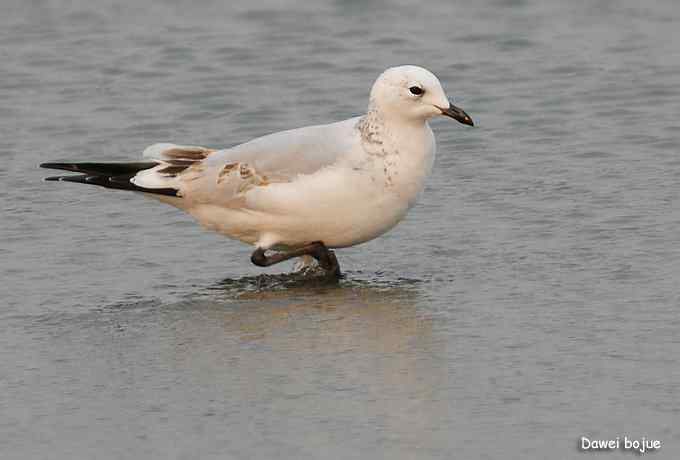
41, 65, 473, 277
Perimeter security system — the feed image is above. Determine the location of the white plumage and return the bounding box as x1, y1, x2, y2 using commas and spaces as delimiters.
42, 65, 473, 271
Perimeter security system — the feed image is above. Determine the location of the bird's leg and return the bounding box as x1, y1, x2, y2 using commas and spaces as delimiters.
292, 255, 316, 272
308, 243, 341, 278
250, 241, 341, 277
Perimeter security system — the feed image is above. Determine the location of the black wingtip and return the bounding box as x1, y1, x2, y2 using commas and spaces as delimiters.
41, 162, 76, 170
41, 161, 179, 196
40, 161, 160, 175
40, 162, 86, 175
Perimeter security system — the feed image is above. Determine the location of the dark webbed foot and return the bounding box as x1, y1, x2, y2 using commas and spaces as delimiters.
250, 241, 341, 278
250, 248, 268, 266
310, 244, 341, 278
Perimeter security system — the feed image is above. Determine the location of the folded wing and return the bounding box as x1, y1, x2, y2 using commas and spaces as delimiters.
135, 118, 359, 207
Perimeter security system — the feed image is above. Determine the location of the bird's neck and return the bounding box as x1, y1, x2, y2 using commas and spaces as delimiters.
358, 103, 430, 157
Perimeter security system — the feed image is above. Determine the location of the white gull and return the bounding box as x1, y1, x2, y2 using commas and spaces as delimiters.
41, 65, 473, 276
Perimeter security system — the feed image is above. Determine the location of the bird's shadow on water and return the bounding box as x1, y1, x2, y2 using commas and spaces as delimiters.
196, 269, 426, 303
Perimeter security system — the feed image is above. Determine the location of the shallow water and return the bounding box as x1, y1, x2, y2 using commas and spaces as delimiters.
2, 0, 679, 458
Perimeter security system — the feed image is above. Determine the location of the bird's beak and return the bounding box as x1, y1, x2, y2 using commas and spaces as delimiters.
439, 101, 474, 126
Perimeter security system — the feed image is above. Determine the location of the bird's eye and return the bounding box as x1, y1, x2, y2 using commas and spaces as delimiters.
409, 86, 424, 96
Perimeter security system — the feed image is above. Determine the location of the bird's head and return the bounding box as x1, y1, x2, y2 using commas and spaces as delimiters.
369, 65, 473, 126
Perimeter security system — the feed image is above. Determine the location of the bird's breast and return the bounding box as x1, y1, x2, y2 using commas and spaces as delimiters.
363, 129, 435, 207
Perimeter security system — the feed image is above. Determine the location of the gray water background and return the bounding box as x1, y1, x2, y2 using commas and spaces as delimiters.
1, 0, 679, 458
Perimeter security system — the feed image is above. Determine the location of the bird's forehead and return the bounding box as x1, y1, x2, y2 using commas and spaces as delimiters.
379, 65, 442, 89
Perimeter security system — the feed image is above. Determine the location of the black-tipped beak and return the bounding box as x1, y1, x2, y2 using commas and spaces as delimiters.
439, 101, 474, 126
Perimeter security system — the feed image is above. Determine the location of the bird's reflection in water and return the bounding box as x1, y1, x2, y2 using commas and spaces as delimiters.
46, 271, 451, 454
158, 271, 451, 453
199, 270, 426, 342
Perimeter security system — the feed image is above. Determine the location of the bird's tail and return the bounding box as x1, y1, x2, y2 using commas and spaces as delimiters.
40, 162, 179, 197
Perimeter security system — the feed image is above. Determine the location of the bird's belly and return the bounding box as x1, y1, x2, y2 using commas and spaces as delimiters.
186, 164, 427, 249
185, 200, 405, 249
254, 165, 425, 248
299, 194, 410, 248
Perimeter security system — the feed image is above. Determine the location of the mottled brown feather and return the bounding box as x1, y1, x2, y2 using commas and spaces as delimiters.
157, 165, 189, 176
217, 163, 238, 184
163, 147, 214, 160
